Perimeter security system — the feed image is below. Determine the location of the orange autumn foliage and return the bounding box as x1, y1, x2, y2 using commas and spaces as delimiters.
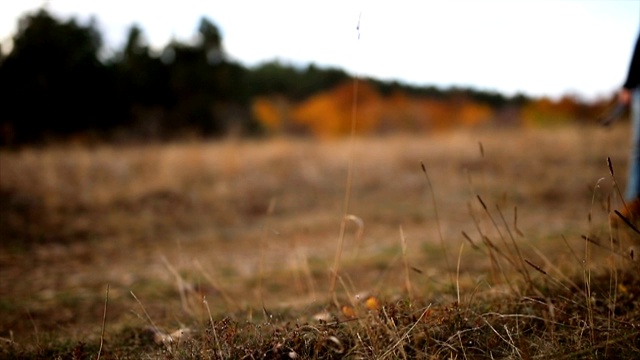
418, 99, 453, 131
251, 96, 292, 133
455, 101, 494, 126
288, 81, 496, 137
382, 91, 434, 131
521, 96, 582, 126
291, 81, 383, 137
251, 81, 504, 137
252, 97, 281, 131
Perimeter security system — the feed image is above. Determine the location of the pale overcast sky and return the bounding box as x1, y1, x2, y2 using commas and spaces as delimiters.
1, 1, 639, 100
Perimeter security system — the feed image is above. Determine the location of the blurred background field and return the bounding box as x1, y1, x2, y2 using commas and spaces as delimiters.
0, 123, 633, 345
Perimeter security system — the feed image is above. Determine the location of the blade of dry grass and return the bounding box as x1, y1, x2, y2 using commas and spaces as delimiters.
481, 317, 522, 357
203, 296, 225, 359
96, 283, 109, 360
477, 196, 518, 269
524, 259, 573, 293
607, 157, 628, 213
329, 70, 361, 307
528, 246, 582, 293
380, 305, 431, 359
161, 256, 193, 317
193, 260, 238, 311
456, 243, 464, 305
130, 291, 160, 334
467, 203, 519, 292
421, 161, 453, 288
513, 206, 524, 237
399, 226, 413, 301
495, 204, 533, 288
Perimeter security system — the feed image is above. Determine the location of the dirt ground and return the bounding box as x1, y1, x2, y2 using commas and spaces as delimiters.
0, 124, 636, 345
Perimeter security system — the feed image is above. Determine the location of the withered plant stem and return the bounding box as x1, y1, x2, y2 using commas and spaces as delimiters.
96, 284, 109, 360
161, 256, 193, 316
380, 305, 432, 359
421, 161, 453, 288
468, 202, 499, 282
513, 206, 524, 237
203, 297, 224, 359
399, 226, 413, 301
329, 74, 360, 307
496, 204, 532, 288
477, 195, 517, 266
130, 291, 160, 334
193, 260, 237, 311
461, 231, 482, 252
456, 243, 464, 306
524, 259, 572, 293
607, 157, 629, 221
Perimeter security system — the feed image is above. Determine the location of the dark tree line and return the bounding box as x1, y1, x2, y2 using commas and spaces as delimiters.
0, 9, 351, 146
0, 9, 531, 147
0, 11, 115, 145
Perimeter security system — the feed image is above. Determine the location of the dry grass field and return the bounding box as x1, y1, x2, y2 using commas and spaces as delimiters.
1, 124, 639, 358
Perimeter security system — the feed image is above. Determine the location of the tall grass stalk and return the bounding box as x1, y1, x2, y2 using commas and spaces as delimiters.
96, 284, 109, 360
421, 161, 453, 288
194, 260, 237, 311
399, 226, 413, 301
161, 256, 194, 317
329, 19, 362, 305
203, 297, 224, 359
130, 291, 160, 334
495, 204, 533, 288
456, 243, 464, 306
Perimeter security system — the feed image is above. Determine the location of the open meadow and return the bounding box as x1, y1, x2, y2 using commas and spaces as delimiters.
1, 124, 639, 358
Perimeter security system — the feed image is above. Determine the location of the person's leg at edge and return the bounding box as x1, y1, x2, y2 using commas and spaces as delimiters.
625, 88, 640, 201
617, 88, 640, 225
612, 89, 640, 227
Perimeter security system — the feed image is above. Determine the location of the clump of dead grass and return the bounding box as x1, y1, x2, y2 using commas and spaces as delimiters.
4, 266, 637, 359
